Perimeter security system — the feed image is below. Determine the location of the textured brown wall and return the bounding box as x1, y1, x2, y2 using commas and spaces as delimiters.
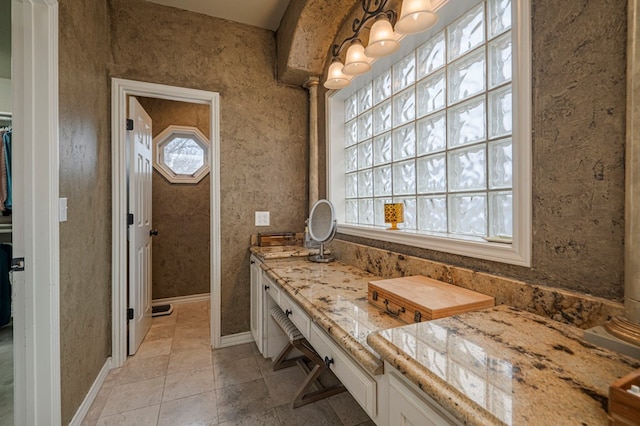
109, 0, 308, 335
58, 0, 112, 422
276, 0, 358, 85
137, 97, 211, 300
326, 0, 628, 300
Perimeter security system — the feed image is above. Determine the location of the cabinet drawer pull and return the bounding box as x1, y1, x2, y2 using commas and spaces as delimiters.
264, 284, 270, 291
324, 356, 334, 369
285, 309, 292, 317
384, 299, 406, 317
250, 260, 255, 265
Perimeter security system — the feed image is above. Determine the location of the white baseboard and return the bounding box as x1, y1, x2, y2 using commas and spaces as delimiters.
69, 357, 112, 426
152, 293, 210, 306
219, 331, 254, 348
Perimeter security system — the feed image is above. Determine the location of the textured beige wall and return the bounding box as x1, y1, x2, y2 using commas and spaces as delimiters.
58, 0, 112, 423
277, 0, 358, 85
137, 97, 211, 300
324, 0, 628, 300
109, 0, 309, 335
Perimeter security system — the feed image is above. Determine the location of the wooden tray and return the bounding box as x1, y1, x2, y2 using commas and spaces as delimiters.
368, 275, 494, 324
609, 368, 640, 425
257, 232, 299, 247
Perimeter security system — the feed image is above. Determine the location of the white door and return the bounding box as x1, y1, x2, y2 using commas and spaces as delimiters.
128, 97, 153, 355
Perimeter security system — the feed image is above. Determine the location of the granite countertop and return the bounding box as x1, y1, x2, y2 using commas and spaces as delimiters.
259, 257, 406, 375
368, 305, 640, 425
250, 245, 321, 260
255, 252, 638, 424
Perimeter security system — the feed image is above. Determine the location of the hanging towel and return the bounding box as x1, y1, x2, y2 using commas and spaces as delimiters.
0, 243, 11, 327
3, 130, 11, 212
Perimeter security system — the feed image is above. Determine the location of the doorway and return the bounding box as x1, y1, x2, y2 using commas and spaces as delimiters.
1, 1, 13, 422
127, 95, 213, 355
11, 0, 62, 423
112, 78, 221, 368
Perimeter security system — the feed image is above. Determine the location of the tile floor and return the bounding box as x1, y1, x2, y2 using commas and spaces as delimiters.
83, 301, 374, 426
0, 323, 12, 426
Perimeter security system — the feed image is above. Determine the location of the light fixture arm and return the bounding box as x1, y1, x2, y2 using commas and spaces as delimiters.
331, 0, 397, 58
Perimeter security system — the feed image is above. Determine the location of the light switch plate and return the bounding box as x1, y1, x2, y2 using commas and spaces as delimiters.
255, 211, 270, 227
59, 198, 68, 222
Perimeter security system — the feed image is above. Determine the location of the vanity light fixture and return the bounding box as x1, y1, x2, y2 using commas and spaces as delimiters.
343, 39, 372, 75
324, 0, 439, 89
364, 15, 400, 58
395, 0, 439, 35
325, 58, 352, 90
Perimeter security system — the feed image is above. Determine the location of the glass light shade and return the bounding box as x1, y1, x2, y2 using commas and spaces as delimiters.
324, 58, 351, 89
364, 16, 400, 58
395, 0, 438, 35
342, 40, 372, 76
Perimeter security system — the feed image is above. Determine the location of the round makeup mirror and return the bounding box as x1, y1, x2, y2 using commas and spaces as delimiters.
308, 199, 337, 263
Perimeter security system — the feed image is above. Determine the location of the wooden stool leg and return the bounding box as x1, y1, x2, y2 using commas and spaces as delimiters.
272, 341, 295, 371
273, 340, 310, 372
268, 306, 346, 408
291, 340, 346, 408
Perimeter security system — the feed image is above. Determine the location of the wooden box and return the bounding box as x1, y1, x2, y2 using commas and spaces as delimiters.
368, 275, 494, 324
609, 369, 640, 425
257, 232, 299, 247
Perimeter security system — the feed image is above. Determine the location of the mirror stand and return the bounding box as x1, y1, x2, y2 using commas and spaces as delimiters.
307, 199, 337, 263
309, 242, 334, 263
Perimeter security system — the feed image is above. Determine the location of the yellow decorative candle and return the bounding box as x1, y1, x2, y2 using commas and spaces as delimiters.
384, 203, 404, 230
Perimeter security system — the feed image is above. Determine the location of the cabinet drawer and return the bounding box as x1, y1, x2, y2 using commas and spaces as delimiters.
310, 323, 377, 417
388, 369, 459, 426
263, 275, 280, 304
279, 293, 310, 340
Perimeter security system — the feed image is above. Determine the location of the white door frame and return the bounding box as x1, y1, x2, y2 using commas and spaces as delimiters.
12, 0, 62, 424
111, 78, 222, 367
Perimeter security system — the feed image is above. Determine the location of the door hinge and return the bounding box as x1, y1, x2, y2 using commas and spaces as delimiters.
126, 119, 134, 131
11, 257, 25, 272
127, 213, 134, 226
127, 308, 134, 320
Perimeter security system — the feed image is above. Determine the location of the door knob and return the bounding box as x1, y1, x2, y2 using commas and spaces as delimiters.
150, 229, 159, 236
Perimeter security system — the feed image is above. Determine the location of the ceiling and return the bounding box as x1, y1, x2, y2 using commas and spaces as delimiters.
145, 0, 291, 31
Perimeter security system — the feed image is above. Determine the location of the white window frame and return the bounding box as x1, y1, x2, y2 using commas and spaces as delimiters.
327, 0, 531, 267
153, 125, 211, 184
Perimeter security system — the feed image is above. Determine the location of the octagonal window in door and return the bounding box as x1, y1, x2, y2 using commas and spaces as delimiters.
153, 125, 210, 184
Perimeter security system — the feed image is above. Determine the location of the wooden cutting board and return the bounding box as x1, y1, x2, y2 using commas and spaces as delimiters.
368, 275, 494, 323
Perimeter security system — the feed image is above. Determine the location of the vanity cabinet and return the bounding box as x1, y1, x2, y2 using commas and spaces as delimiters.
250, 257, 284, 358
386, 363, 460, 426
249, 256, 460, 426
250, 256, 290, 359
252, 262, 383, 421
309, 322, 378, 418
249, 255, 263, 353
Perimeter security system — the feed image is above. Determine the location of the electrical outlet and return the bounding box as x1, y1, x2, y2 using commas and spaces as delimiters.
255, 211, 270, 227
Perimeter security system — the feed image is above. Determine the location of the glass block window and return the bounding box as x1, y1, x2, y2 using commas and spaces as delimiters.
341, 0, 513, 239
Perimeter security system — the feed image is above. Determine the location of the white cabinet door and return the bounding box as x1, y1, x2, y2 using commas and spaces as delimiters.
249, 255, 263, 354
388, 371, 458, 426
309, 323, 377, 418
